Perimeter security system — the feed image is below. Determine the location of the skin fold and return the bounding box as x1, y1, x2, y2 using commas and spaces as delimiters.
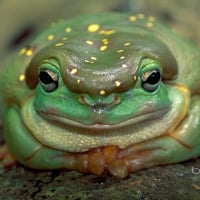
0, 13, 199, 178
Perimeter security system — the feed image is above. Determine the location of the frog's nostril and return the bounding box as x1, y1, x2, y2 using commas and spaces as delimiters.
112, 96, 120, 105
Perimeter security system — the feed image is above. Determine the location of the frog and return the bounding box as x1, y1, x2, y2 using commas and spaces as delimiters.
0, 13, 199, 178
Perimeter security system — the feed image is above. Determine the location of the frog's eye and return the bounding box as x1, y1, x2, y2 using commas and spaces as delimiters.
39, 69, 58, 92
141, 70, 161, 92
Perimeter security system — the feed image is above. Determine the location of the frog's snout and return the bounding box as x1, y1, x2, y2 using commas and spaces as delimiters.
79, 93, 120, 111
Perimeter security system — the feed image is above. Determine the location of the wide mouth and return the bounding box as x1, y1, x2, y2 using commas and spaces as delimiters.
37, 106, 170, 131
21, 96, 179, 152
21, 85, 187, 153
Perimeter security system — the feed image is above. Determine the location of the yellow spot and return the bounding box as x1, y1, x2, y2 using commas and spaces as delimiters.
117, 49, 124, 53
99, 90, 106, 95
122, 64, 128, 68
102, 38, 109, 44
99, 29, 116, 35
47, 34, 55, 41
100, 45, 108, 51
19, 74, 25, 81
77, 80, 80, 84
43, 59, 50, 62
120, 56, 125, 60
70, 68, 78, 75
55, 42, 64, 47
65, 27, 72, 32
86, 40, 94, 45
87, 24, 100, 32
18, 48, 27, 55
115, 81, 121, 87
26, 49, 33, 56
148, 16, 155, 22
91, 56, 97, 61
129, 15, 137, 22
84, 60, 90, 63
62, 37, 68, 41
123, 42, 131, 46
137, 13, 145, 19
133, 75, 137, 81
146, 22, 154, 28
99, 30, 104, 34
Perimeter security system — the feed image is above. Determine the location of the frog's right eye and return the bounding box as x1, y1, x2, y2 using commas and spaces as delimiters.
141, 69, 161, 92
39, 69, 58, 92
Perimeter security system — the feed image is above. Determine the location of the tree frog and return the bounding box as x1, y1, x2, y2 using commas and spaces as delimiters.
0, 13, 199, 178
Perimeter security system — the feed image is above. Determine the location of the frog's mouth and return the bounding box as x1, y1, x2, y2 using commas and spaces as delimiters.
21, 85, 187, 153
37, 107, 168, 131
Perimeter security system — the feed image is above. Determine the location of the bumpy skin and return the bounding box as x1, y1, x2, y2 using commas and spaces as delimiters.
0, 13, 200, 178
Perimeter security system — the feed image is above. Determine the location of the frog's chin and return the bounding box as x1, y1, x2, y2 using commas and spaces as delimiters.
37, 107, 169, 131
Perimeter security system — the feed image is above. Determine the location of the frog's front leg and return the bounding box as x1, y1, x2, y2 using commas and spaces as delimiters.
3, 108, 72, 170
108, 96, 200, 178
3, 108, 108, 175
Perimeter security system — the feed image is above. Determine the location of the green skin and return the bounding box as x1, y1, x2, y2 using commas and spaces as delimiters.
0, 13, 200, 178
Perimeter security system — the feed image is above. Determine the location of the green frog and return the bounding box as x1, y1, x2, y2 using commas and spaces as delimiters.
0, 13, 199, 178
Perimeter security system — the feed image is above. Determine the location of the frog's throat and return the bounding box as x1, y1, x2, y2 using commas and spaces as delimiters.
21, 86, 189, 153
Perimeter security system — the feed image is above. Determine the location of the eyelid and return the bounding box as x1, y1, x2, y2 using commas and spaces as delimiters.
139, 59, 162, 75
41, 58, 60, 68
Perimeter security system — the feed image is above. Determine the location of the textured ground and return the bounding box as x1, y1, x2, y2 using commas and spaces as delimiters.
1, 159, 200, 200
0, 0, 200, 199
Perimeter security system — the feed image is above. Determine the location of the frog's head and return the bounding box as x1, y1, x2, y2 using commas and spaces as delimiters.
23, 20, 178, 152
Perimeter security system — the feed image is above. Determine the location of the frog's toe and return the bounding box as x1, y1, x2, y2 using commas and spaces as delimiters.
0, 144, 17, 168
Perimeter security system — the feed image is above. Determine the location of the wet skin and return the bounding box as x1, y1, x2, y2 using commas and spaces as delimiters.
0, 13, 199, 178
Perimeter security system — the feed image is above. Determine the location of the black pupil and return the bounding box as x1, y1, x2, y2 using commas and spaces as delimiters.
39, 71, 53, 84
146, 71, 160, 84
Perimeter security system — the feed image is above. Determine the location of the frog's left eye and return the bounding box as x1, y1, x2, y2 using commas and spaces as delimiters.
39, 69, 58, 92
141, 70, 161, 92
